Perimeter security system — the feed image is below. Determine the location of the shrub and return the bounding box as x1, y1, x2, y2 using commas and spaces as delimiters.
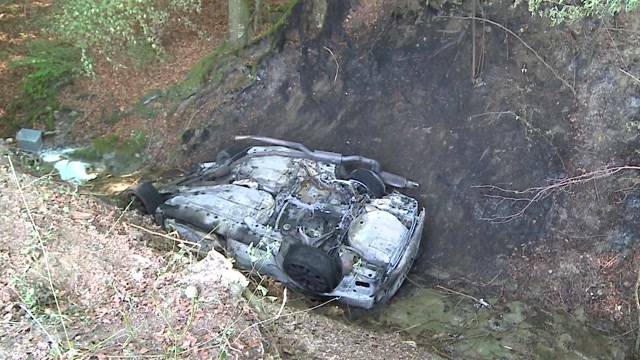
526, 0, 640, 24
10, 40, 83, 100
52, 0, 203, 72
7, 40, 83, 129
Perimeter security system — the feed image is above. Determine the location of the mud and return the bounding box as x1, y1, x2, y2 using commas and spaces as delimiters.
376, 287, 624, 359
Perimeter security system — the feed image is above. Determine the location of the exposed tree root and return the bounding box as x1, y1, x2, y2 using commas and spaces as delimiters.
442, 15, 577, 97
475, 165, 640, 223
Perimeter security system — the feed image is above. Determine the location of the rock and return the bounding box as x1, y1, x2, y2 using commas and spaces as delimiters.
184, 285, 199, 299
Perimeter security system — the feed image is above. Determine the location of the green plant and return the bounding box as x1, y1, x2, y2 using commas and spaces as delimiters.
70, 131, 147, 161
6, 40, 82, 130
52, 0, 203, 71
525, 0, 640, 24
11, 40, 83, 100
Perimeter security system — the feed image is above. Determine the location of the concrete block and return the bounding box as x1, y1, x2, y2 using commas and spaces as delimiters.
16, 128, 43, 153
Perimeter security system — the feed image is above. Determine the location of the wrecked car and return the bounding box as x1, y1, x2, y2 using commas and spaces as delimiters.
127, 136, 425, 309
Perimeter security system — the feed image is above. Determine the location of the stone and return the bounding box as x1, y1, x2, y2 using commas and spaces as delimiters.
16, 128, 43, 153
184, 285, 199, 299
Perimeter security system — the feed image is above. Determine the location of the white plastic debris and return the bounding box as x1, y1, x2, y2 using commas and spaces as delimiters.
184, 285, 199, 299
53, 160, 97, 183
40, 148, 99, 184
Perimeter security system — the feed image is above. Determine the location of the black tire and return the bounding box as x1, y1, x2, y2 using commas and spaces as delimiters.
125, 182, 163, 214
349, 168, 386, 198
283, 244, 342, 293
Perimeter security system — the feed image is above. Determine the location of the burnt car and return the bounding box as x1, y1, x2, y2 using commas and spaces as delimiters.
128, 136, 425, 309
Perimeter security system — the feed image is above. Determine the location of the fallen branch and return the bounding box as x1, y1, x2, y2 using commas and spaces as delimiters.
441, 15, 577, 97
474, 165, 640, 223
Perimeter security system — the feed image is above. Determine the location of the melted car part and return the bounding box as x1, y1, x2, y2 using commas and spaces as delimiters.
236, 135, 419, 189
348, 210, 408, 267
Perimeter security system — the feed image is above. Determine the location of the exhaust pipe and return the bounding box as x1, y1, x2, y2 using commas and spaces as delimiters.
235, 135, 419, 189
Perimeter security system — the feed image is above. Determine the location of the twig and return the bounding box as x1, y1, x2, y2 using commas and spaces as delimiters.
127, 223, 201, 248
233, 297, 337, 341
15, 301, 57, 351
475, 165, 640, 223
7, 155, 71, 350
471, 0, 476, 81
468, 111, 515, 121
635, 268, 640, 353
436, 285, 491, 308
105, 199, 134, 238
24, 171, 55, 189
275, 288, 287, 319
442, 15, 577, 97
620, 68, 640, 85
323, 46, 339, 82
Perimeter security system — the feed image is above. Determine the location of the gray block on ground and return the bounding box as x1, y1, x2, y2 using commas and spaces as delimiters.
16, 128, 43, 153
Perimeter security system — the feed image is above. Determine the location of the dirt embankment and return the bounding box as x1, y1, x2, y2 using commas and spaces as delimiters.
0, 143, 264, 358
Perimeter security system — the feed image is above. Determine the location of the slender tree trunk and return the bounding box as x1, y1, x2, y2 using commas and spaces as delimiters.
228, 0, 251, 46
253, 0, 262, 34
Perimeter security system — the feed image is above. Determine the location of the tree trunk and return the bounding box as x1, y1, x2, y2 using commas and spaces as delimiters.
228, 0, 251, 46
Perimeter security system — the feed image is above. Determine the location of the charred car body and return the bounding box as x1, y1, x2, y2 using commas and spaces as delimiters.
128, 136, 425, 309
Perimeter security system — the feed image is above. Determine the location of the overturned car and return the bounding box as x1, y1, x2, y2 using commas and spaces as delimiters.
128, 136, 425, 309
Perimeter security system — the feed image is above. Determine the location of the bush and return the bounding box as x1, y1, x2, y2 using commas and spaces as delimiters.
526, 0, 640, 24
52, 0, 203, 72
10, 40, 83, 100
7, 40, 83, 129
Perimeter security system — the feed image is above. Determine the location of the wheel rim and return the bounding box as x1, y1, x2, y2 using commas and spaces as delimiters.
284, 263, 330, 293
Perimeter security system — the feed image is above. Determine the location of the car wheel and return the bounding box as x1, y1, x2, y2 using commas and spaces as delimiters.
125, 182, 163, 214
283, 244, 342, 293
349, 168, 386, 198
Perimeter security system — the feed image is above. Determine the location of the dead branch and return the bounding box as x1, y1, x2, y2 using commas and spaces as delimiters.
620, 68, 640, 85
275, 287, 288, 319
323, 46, 339, 83
471, 0, 476, 82
127, 222, 201, 249
475, 165, 640, 223
436, 285, 491, 308
635, 268, 640, 353
441, 15, 577, 97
